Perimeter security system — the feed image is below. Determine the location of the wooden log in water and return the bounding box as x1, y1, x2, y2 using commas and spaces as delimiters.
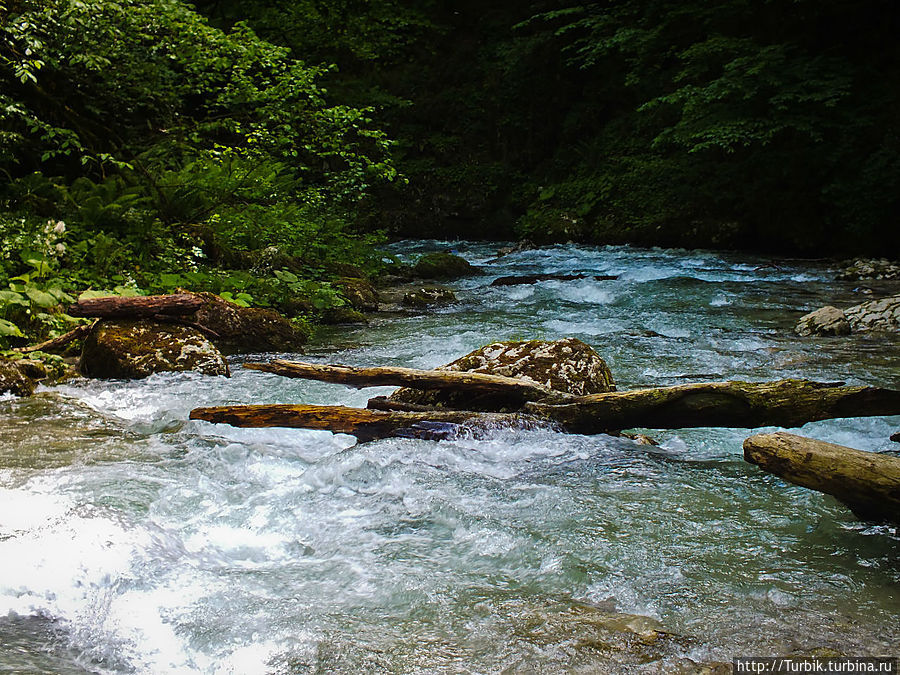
68, 293, 204, 318
244, 359, 573, 404
192, 378, 900, 442
743, 431, 900, 523
189, 403, 527, 442
524, 379, 900, 433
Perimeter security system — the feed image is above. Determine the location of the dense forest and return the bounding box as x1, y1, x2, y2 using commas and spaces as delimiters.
2, 0, 899, 346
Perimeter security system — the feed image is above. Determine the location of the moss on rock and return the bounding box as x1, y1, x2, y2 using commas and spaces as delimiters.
0, 359, 36, 396
401, 286, 457, 308
411, 252, 479, 279
191, 292, 310, 353
336, 277, 379, 312
80, 320, 229, 379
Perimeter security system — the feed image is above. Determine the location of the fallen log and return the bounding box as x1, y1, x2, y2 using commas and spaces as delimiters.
743, 431, 900, 523
243, 359, 574, 404
13, 321, 94, 354
68, 293, 204, 319
524, 379, 900, 434
189, 403, 528, 442
191, 378, 900, 441
490, 273, 618, 286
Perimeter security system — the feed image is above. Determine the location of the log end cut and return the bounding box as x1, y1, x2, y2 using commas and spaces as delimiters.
744, 431, 900, 524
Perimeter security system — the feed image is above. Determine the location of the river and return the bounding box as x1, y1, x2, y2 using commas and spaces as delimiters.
1, 241, 898, 673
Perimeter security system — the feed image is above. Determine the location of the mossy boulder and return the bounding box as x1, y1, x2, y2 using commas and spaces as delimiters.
191, 292, 310, 353
80, 320, 229, 379
320, 307, 368, 324
336, 277, 379, 312
411, 252, 479, 279
0, 359, 36, 396
401, 286, 457, 308
391, 337, 614, 411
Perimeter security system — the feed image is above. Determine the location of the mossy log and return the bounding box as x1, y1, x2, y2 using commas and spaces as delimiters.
524, 379, 900, 434
191, 376, 900, 441
69, 293, 204, 318
743, 431, 900, 523
244, 359, 573, 404
189, 403, 526, 442
13, 321, 94, 354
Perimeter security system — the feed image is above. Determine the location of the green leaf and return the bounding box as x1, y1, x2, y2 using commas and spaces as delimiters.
0, 318, 24, 337
25, 287, 59, 308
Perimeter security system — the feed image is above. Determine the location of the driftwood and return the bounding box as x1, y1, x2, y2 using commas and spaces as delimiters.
191, 366, 900, 440
524, 379, 900, 434
744, 431, 900, 523
13, 321, 94, 354
189, 404, 528, 442
490, 273, 618, 287
244, 359, 573, 404
68, 293, 204, 319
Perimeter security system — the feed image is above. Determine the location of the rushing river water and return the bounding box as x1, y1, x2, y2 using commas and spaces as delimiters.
1, 242, 898, 674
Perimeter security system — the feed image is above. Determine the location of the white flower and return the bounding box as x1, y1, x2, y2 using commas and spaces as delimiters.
53, 220, 66, 234
55, 243, 66, 254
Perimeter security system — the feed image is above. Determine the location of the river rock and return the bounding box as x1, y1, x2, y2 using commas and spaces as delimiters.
0, 359, 36, 396
401, 286, 457, 308
390, 337, 614, 411
191, 292, 309, 353
837, 258, 900, 281
795, 306, 851, 336
843, 294, 900, 332
80, 320, 229, 379
336, 277, 379, 312
411, 252, 479, 279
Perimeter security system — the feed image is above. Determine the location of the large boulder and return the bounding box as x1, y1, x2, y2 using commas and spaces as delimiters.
837, 258, 900, 281
795, 306, 851, 337
411, 252, 479, 279
390, 337, 614, 411
80, 320, 229, 379
843, 294, 900, 332
796, 295, 900, 336
191, 292, 309, 353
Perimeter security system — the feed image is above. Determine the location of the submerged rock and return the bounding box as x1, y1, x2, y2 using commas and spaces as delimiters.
80, 320, 229, 379
401, 286, 457, 308
191, 292, 309, 353
390, 337, 614, 411
411, 252, 479, 279
796, 295, 900, 336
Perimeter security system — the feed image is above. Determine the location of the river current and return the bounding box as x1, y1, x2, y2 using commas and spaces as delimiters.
1, 242, 898, 673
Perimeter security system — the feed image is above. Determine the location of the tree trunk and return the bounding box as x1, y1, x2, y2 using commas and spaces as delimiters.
190, 379, 900, 441
743, 431, 900, 523
68, 293, 204, 318
13, 321, 95, 353
189, 404, 527, 442
524, 379, 900, 433
244, 359, 572, 403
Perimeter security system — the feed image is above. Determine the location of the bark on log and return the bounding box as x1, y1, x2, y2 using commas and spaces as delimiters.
68, 293, 204, 318
243, 359, 573, 404
13, 321, 94, 353
189, 404, 526, 442
524, 379, 900, 433
743, 431, 900, 523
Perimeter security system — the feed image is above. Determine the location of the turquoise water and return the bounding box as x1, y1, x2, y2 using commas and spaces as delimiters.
1, 242, 898, 673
